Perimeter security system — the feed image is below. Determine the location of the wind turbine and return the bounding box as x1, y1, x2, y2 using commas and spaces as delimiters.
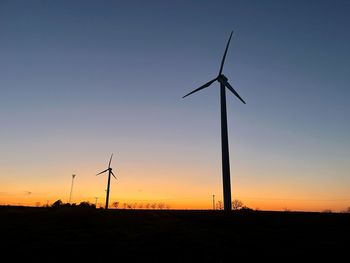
69, 174, 76, 204
183, 31, 246, 211
96, 154, 117, 209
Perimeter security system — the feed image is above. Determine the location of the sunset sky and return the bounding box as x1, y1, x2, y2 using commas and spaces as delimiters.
1, 0, 349, 211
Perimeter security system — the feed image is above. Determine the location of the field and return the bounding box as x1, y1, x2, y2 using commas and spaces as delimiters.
1, 206, 349, 261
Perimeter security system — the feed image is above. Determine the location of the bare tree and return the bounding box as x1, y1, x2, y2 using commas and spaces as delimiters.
158, 203, 165, 210
112, 201, 119, 209
232, 199, 244, 210
150, 203, 157, 209
342, 207, 350, 213
145, 203, 150, 209
216, 200, 223, 210
138, 203, 144, 209
52, 199, 63, 208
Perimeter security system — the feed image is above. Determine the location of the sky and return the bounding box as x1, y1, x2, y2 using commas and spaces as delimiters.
0, 0, 349, 211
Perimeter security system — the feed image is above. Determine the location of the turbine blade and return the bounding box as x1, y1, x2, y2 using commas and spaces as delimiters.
108, 153, 113, 168
96, 169, 108, 176
111, 171, 117, 180
219, 31, 233, 75
225, 81, 246, 104
182, 78, 217, 98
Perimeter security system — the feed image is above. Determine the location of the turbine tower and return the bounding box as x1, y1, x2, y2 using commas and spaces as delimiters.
96, 154, 117, 209
183, 31, 246, 211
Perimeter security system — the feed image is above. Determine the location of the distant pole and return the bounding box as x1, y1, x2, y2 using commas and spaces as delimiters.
212, 195, 215, 210
46, 200, 49, 207
69, 174, 76, 203
94, 197, 98, 207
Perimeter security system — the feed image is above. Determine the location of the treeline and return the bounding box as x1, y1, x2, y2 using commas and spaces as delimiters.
50, 200, 96, 209
112, 202, 170, 210
43, 200, 171, 210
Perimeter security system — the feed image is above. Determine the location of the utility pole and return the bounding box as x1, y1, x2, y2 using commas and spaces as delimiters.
212, 195, 216, 210
69, 174, 76, 203
94, 197, 98, 207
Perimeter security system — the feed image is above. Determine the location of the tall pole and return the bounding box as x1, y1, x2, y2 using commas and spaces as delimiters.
105, 170, 111, 209
220, 83, 232, 211
212, 194, 216, 210
94, 197, 98, 207
69, 174, 76, 204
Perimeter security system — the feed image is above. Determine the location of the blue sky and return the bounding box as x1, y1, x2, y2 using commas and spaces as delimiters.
0, 0, 349, 210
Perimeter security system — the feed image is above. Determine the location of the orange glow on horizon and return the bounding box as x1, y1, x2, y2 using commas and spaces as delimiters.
1, 191, 349, 212
1, 163, 349, 212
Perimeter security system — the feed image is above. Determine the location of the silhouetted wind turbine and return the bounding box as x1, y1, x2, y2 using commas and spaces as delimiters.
69, 174, 76, 204
96, 154, 117, 209
183, 31, 246, 212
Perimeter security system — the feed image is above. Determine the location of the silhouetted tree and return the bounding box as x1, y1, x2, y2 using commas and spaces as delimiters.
232, 199, 244, 210
158, 203, 165, 210
138, 203, 144, 209
150, 203, 157, 209
216, 201, 223, 210
112, 201, 119, 209
78, 201, 95, 208
52, 199, 63, 208
323, 209, 332, 213
342, 207, 350, 213
35, 202, 41, 207
145, 203, 150, 209
240, 205, 253, 211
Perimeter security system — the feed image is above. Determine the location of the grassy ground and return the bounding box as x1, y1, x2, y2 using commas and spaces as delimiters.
1, 206, 349, 261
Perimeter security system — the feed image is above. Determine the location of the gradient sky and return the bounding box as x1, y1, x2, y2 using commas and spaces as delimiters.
1, 0, 349, 211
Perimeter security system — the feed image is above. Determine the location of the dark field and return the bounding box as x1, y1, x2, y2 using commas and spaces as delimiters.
1, 206, 349, 261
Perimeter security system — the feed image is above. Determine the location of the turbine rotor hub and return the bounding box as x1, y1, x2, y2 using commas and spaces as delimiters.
218, 74, 228, 83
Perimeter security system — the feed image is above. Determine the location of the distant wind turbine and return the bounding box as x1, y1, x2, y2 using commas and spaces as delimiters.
69, 174, 76, 204
183, 31, 246, 212
96, 154, 117, 209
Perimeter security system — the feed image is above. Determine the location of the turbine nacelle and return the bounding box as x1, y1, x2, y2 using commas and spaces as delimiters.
217, 74, 228, 84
